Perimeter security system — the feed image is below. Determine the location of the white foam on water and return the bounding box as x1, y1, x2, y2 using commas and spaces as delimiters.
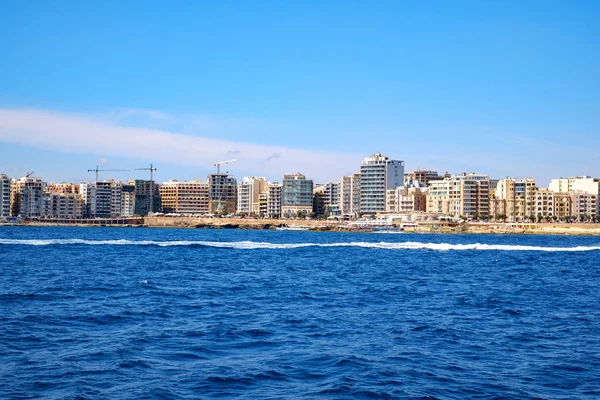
0, 238, 599, 252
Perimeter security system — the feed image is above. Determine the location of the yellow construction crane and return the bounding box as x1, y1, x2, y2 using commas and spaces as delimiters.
213, 159, 238, 174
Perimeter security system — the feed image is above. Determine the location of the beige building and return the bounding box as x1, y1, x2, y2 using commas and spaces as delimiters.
495, 178, 537, 222
571, 191, 597, 221
386, 187, 426, 213
159, 180, 209, 214
47, 192, 84, 219
267, 183, 282, 218
10, 176, 46, 218
339, 173, 361, 217
237, 176, 269, 215
426, 173, 490, 218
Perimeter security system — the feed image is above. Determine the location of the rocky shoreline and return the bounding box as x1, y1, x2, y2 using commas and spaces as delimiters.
13, 216, 600, 235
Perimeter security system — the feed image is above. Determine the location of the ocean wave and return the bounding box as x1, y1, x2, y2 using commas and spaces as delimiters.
0, 238, 599, 252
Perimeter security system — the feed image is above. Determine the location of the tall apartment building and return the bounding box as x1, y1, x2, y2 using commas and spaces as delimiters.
339, 173, 362, 217
571, 192, 597, 220
208, 174, 237, 214
324, 182, 340, 207
47, 182, 79, 194
495, 178, 537, 222
360, 153, 404, 215
47, 192, 84, 219
80, 181, 123, 218
129, 180, 160, 216
10, 176, 46, 218
0, 174, 10, 217
267, 183, 282, 218
237, 177, 269, 215
121, 184, 136, 217
282, 173, 314, 217
427, 173, 489, 218
159, 180, 209, 214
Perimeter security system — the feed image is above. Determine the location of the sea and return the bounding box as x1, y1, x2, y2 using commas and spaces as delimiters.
1, 226, 600, 399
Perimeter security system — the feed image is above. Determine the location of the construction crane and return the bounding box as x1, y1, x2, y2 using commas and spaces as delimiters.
26, 171, 35, 178
213, 159, 238, 214
87, 166, 130, 181
135, 163, 157, 214
213, 159, 238, 174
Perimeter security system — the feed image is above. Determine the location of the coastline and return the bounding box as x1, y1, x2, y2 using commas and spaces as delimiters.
8, 216, 600, 235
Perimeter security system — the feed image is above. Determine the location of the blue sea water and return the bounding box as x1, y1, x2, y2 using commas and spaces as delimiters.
1, 227, 600, 399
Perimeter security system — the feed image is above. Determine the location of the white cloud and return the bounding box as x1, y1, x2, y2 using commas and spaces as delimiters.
0, 108, 362, 182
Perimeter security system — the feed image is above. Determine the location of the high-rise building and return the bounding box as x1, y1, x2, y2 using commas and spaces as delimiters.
128, 180, 160, 216
10, 176, 46, 218
0, 174, 10, 217
159, 180, 209, 214
360, 153, 404, 214
79, 181, 123, 218
208, 174, 237, 214
426, 173, 490, 218
236, 177, 269, 215
495, 178, 537, 222
47, 192, 84, 219
121, 184, 136, 217
267, 183, 282, 218
282, 173, 314, 217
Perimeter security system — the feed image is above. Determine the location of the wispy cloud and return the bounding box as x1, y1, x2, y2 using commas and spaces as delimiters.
0, 108, 361, 181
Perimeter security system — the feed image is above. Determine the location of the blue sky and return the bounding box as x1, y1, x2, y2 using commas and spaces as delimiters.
1, 1, 599, 185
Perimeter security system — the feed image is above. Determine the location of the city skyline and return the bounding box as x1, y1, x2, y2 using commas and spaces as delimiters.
1, 2, 599, 185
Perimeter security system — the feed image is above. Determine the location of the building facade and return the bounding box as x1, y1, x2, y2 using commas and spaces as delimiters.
208, 174, 237, 214
282, 173, 314, 217
236, 176, 268, 215
0, 174, 10, 217
426, 173, 490, 218
159, 180, 210, 214
10, 176, 46, 218
360, 153, 404, 214
267, 183, 282, 218
495, 178, 537, 222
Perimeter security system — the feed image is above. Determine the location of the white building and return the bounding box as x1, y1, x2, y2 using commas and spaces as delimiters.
360, 153, 404, 214
0, 174, 10, 217
237, 176, 269, 215
549, 176, 600, 197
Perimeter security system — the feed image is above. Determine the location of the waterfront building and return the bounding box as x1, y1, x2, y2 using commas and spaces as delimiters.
121, 184, 136, 217
236, 176, 269, 215
159, 180, 209, 214
10, 176, 46, 218
312, 185, 326, 216
0, 174, 10, 217
495, 178, 537, 222
47, 192, 84, 219
258, 192, 268, 216
426, 173, 490, 218
282, 173, 314, 217
80, 181, 123, 218
208, 174, 237, 214
324, 181, 340, 207
386, 187, 426, 213
571, 192, 597, 221
267, 183, 282, 218
360, 153, 404, 215
534, 189, 555, 220
129, 179, 160, 216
